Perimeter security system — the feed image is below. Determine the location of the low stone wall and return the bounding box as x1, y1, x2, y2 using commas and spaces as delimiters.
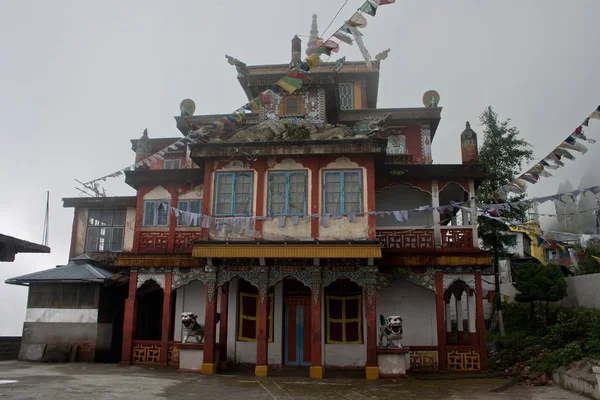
0, 337, 21, 360
553, 359, 600, 399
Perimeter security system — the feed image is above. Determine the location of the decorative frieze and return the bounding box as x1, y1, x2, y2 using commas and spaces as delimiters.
377, 266, 436, 293
137, 267, 169, 290
442, 274, 476, 292
172, 267, 207, 289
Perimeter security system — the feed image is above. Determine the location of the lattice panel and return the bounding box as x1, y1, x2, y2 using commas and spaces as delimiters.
409, 350, 439, 371
376, 229, 435, 250
441, 228, 473, 249
447, 350, 481, 371
133, 344, 161, 364
174, 231, 203, 252
167, 345, 180, 366
140, 232, 169, 251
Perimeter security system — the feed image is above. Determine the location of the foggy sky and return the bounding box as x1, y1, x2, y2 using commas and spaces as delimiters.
1, 0, 599, 335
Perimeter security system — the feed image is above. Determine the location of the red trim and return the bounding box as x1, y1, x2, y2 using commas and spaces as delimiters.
69, 208, 79, 259
435, 272, 446, 370
202, 285, 218, 367
256, 295, 269, 367
219, 283, 229, 365
311, 291, 322, 369
475, 272, 488, 369
132, 191, 146, 252
160, 272, 173, 366
288, 304, 297, 362
201, 161, 213, 239
303, 304, 311, 363
438, 179, 470, 195
167, 188, 177, 252
365, 286, 377, 367
120, 270, 138, 365
366, 157, 376, 240
310, 159, 320, 238
254, 160, 266, 238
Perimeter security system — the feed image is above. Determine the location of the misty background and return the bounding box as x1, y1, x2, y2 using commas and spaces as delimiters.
1, 0, 599, 335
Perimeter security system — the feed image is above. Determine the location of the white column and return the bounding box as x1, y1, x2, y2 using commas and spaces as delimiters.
469, 179, 478, 247
456, 296, 464, 335
445, 299, 452, 334
468, 292, 477, 334
432, 180, 441, 247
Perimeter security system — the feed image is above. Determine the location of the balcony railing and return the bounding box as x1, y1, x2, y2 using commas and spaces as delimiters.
377, 226, 476, 251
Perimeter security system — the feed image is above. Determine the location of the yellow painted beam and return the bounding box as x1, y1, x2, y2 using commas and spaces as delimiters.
353, 81, 362, 110
192, 244, 382, 259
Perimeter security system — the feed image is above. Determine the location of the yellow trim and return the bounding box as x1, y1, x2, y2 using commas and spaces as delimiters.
200, 363, 217, 375
193, 244, 382, 259
326, 295, 363, 344
353, 81, 362, 110
365, 366, 379, 380
255, 365, 268, 377
310, 366, 323, 379
238, 293, 274, 342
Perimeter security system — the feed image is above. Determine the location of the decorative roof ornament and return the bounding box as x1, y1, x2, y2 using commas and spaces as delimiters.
225, 55, 249, 77
289, 35, 303, 70
306, 14, 321, 56
375, 49, 391, 61
136, 129, 151, 155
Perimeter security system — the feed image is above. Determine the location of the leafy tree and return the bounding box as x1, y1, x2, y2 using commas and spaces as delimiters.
476, 106, 533, 336
514, 262, 567, 326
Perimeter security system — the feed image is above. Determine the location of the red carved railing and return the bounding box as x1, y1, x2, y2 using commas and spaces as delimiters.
139, 231, 169, 252
441, 228, 473, 249
376, 229, 435, 250
174, 231, 204, 252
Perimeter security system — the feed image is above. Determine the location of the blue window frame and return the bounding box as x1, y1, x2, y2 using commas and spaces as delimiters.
143, 200, 170, 226
323, 170, 362, 214
215, 172, 253, 216
269, 172, 307, 216
177, 199, 202, 226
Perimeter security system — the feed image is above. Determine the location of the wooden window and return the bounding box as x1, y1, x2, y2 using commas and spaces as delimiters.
323, 170, 362, 214
177, 199, 202, 226
268, 172, 307, 216
282, 96, 304, 115
326, 295, 362, 344
164, 159, 181, 169
143, 200, 170, 226
27, 283, 100, 309
237, 283, 274, 342
339, 82, 354, 110
215, 172, 253, 216
85, 210, 125, 252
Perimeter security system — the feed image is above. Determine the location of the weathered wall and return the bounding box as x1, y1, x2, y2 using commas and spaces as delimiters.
20, 322, 99, 361
377, 281, 438, 346
375, 184, 433, 228
561, 273, 600, 309
0, 337, 21, 360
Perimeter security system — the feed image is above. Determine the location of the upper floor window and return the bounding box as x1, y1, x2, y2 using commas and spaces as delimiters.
177, 199, 202, 226
323, 170, 362, 214
85, 210, 125, 252
164, 159, 181, 169
143, 200, 169, 226
282, 96, 304, 115
215, 172, 253, 216
339, 82, 354, 110
269, 172, 307, 216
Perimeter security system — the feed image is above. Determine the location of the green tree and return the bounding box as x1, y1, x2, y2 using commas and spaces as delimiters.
476, 106, 533, 336
514, 263, 567, 326
574, 243, 600, 275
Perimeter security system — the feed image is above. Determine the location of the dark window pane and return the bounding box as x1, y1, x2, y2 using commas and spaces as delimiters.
329, 322, 343, 342
98, 227, 112, 252
144, 202, 155, 226
110, 227, 124, 252
345, 298, 360, 319
113, 210, 126, 226
157, 202, 169, 226
241, 319, 257, 340
88, 210, 101, 226
345, 321, 360, 342
328, 298, 343, 319
100, 211, 113, 226
85, 227, 99, 252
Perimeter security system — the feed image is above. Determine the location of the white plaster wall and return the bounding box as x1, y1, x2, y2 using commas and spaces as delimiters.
377, 281, 437, 346
25, 308, 98, 323
124, 207, 136, 252
262, 217, 311, 240
74, 208, 89, 256
173, 281, 221, 343
375, 184, 433, 228
231, 281, 283, 365
323, 288, 367, 368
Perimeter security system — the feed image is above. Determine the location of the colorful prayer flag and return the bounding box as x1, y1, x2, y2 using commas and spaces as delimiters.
333, 30, 353, 45
306, 53, 321, 68
314, 46, 332, 56
277, 76, 303, 94
349, 12, 367, 28
321, 40, 340, 53
589, 105, 600, 121
374, 0, 395, 4
286, 70, 311, 80
248, 100, 260, 112
359, 0, 378, 16
592, 255, 600, 264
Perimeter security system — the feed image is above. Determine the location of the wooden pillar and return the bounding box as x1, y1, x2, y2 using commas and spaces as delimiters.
435, 272, 447, 370
69, 208, 79, 259
219, 283, 229, 370
255, 292, 269, 377
309, 282, 323, 379
201, 280, 218, 375
159, 272, 173, 366
120, 269, 138, 366
365, 283, 378, 380
456, 295, 464, 344
445, 300, 452, 344
475, 272, 488, 369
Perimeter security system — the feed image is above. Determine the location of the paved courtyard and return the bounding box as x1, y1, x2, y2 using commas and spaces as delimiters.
0, 361, 588, 399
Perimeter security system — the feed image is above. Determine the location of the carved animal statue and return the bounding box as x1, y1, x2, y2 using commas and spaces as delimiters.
181, 312, 204, 344
379, 314, 403, 348
353, 113, 390, 136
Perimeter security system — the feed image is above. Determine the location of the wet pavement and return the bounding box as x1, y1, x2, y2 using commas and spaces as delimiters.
0, 361, 588, 399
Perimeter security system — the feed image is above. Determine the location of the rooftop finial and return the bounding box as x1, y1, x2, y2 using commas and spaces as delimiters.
306, 14, 320, 56
466, 121, 471, 129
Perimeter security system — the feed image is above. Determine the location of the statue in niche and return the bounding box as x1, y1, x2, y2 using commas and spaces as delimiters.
379, 314, 403, 348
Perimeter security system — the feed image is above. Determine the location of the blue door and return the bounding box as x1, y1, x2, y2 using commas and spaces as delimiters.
284, 301, 311, 366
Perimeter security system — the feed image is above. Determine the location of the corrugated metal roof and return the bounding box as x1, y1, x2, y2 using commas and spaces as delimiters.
5, 258, 114, 286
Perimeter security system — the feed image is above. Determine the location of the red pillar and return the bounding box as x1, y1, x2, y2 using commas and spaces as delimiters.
120, 269, 138, 366
255, 294, 269, 377
201, 282, 218, 374
219, 283, 229, 370
475, 272, 488, 370
365, 284, 378, 380
435, 272, 447, 371
309, 287, 322, 379
159, 272, 173, 366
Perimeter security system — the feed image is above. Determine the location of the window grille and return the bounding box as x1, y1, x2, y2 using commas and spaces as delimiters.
85, 210, 126, 252
143, 200, 170, 226
323, 170, 362, 214
215, 172, 253, 216
339, 82, 354, 110
177, 200, 202, 226
268, 172, 307, 215
164, 159, 181, 169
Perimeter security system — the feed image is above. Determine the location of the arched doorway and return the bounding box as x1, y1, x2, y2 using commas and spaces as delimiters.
135, 280, 163, 340
282, 278, 312, 366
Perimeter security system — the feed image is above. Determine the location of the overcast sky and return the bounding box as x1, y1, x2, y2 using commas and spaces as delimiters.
1, 0, 599, 335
